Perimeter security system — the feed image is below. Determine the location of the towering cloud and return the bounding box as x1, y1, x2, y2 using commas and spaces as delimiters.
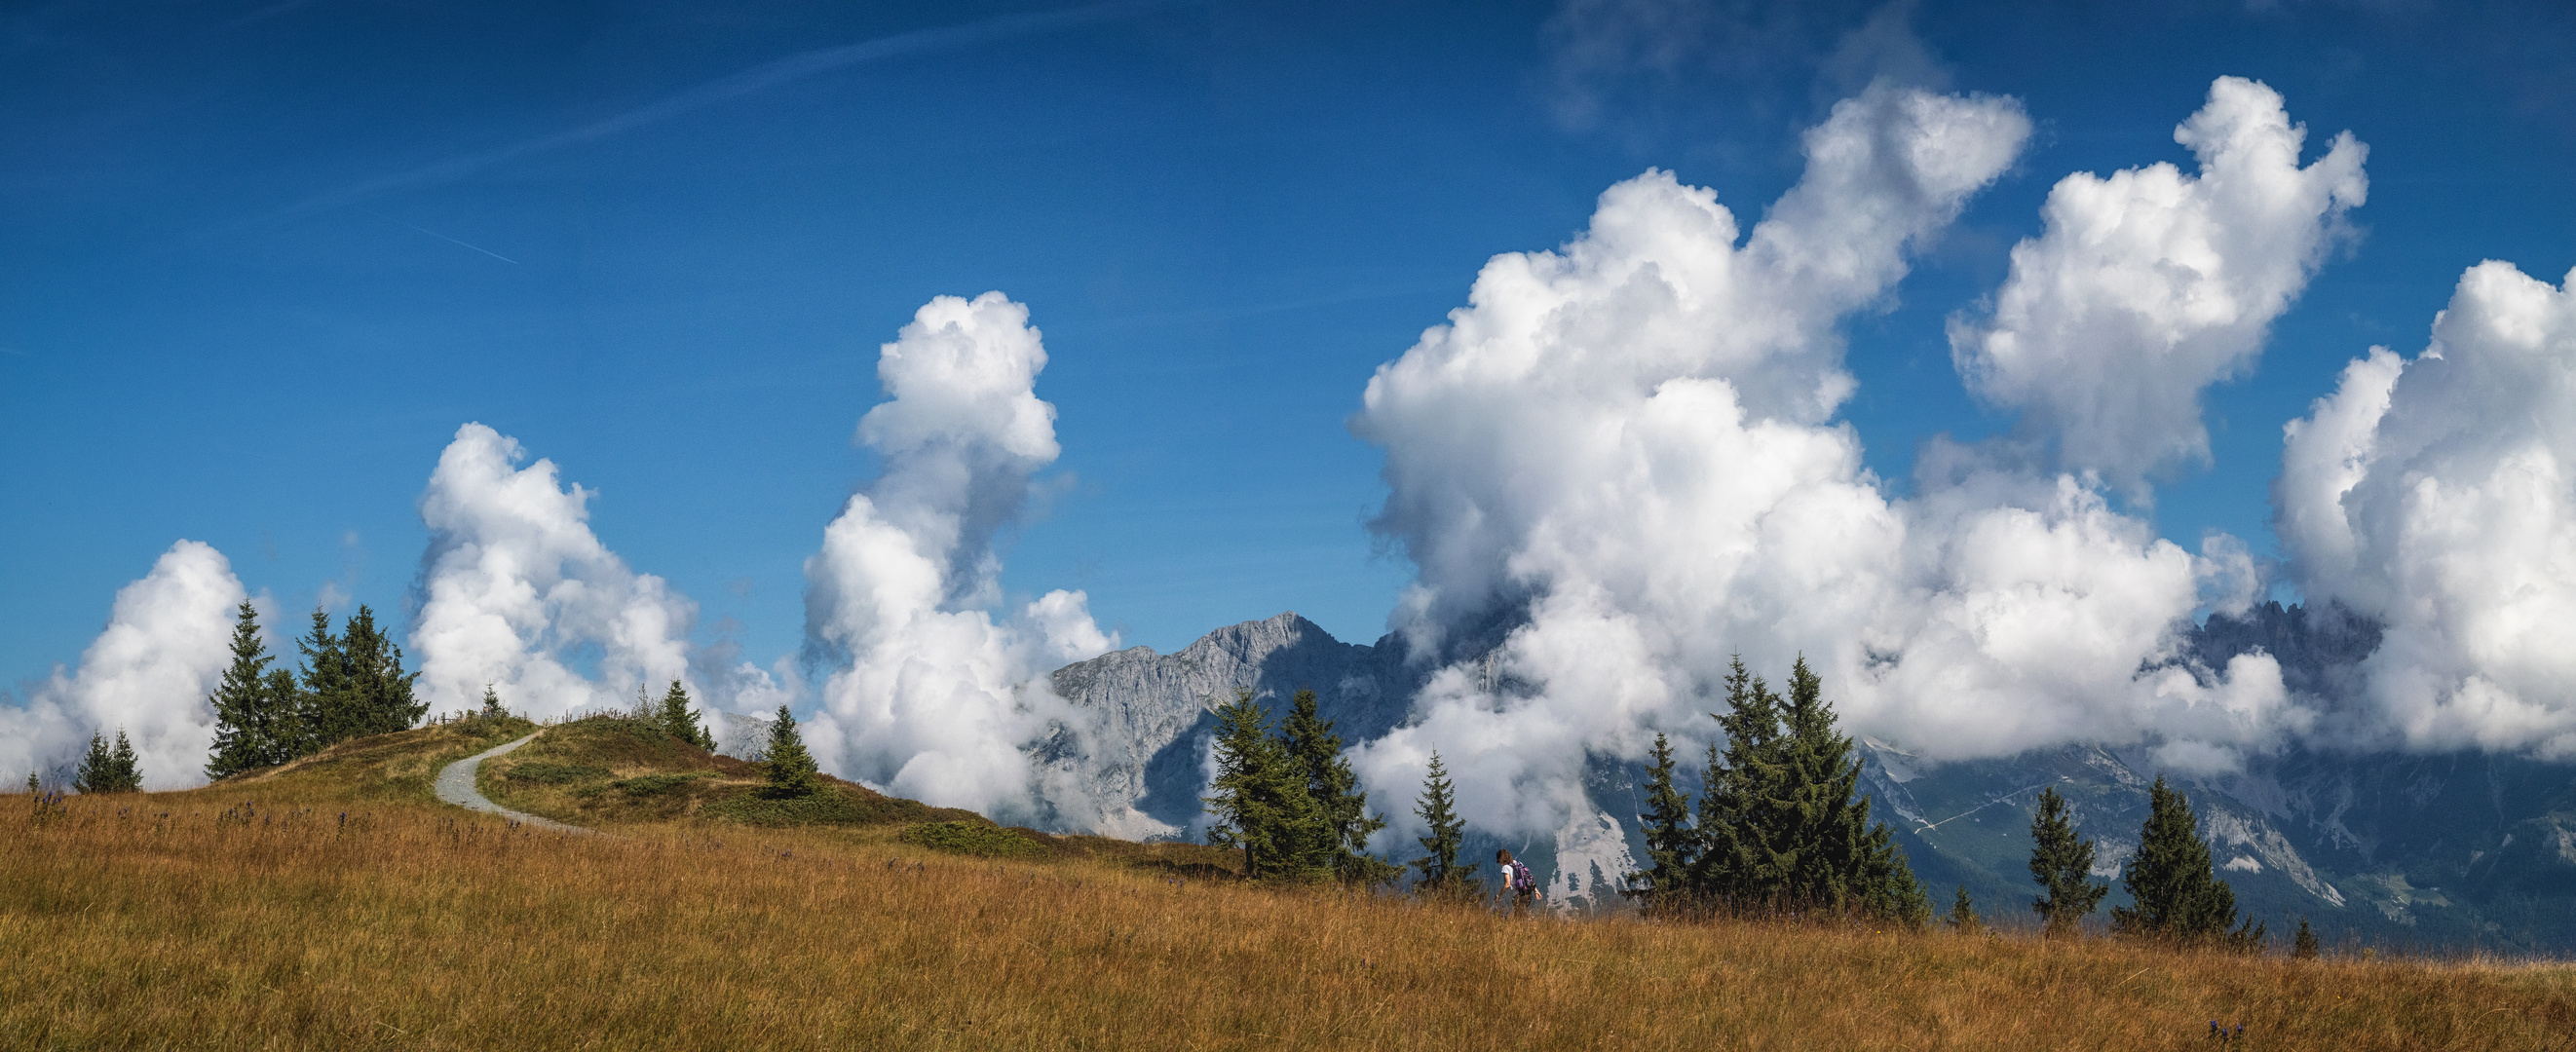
1350, 79, 2344, 841
801, 292, 1116, 824
0, 541, 246, 789
410, 423, 727, 723
1951, 76, 2368, 497
2279, 262, 2576, 759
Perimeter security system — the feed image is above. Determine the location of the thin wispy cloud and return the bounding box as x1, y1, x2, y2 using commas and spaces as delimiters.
370, 210, 520, 264
258, 0, 1188, 224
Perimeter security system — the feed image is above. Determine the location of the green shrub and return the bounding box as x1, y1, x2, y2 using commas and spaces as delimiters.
504, 763, 611, 784
900, 820, 1043, 859
612, 772, 714, 797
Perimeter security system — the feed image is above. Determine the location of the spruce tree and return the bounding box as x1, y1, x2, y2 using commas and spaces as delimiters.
1948, 884, 1982, 934
74, 731, 116, 794
1772, 656, 1928, 922
1408, 750, 1479, 896
1200, 691, 1331, 882
1695, 656, 1786, 905
481, 684, 507, 717
2028, 785, 2109, 937
207, 602, 282, 779
336, 606, 423, 738
2293, 918, 2320, 959
1629, 731, 1697, 908
761, 704, 819, 798
107, 730, 141, 791
657, 680, 713, 749
2112, 775, 2263, 948
1279, 688, 1395, 885
296, 610, 351, 745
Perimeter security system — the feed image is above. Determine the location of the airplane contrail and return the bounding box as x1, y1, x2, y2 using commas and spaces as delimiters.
368, 210, 520, 264
253, 0, 1190, 225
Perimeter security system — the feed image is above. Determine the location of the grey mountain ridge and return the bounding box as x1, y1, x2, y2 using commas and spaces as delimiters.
1037, 604, 2576, 953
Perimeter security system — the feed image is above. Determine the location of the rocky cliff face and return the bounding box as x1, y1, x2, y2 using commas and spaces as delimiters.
1032, 605, 2576, 948
1042, 612, 1421, 840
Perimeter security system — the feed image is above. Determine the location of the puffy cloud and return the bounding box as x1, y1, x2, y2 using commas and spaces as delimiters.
1352, 82, 2304, 839
0, 541, 245, 789
1951, 76, 2368, 498
2279, 261, 2576, 758
802, 292, 1116, 824
410, 423, 742, 721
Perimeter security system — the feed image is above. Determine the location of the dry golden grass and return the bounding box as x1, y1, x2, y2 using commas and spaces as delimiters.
8, 782, 2572, 1051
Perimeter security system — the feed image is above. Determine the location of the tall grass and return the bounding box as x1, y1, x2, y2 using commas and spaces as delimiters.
7, 788, 2570, 1050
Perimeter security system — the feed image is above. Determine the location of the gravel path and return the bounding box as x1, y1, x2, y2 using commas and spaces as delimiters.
433, 733, 593, 835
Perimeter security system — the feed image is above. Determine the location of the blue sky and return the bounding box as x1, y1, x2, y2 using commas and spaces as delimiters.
5, 0, 2573, 695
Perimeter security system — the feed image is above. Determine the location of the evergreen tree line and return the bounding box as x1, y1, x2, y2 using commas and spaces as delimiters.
1201, 689, 1402, 885
1628, 657, 1931, 924
73, 728, 143, 793
2015, 776, 2268, 950
203, 602, 428, 779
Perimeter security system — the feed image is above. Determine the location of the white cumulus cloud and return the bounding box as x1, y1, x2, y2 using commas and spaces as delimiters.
801, 292, 1117, 826
1951, 76, 2367, 498
2279, 261, 2576, 759
1351, 81, 2315, 840
0, 541, 246, 789
410, 423, 736, 722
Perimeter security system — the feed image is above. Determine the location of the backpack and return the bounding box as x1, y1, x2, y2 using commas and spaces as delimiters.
1509, 859, 1535, 893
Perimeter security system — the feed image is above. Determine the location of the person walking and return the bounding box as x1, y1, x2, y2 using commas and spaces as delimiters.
1496, 847, 1541, 915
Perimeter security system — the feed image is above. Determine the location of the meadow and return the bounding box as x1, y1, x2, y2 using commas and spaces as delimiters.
4, 724, 2571, 1050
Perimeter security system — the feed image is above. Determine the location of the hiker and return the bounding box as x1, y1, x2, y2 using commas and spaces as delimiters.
1496, 848, 1540, 914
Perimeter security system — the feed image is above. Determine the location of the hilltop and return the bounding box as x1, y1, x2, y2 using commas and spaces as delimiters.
5, 715, 2572, 1050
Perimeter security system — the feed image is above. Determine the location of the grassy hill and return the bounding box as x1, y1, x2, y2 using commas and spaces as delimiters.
5, 718, 2571, 1050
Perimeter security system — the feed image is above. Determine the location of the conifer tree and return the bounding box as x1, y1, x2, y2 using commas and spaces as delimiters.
76, 729, 142, 793
334, 606, 423, 739
2112, 775, 2264, 948
1201, 691, 1332, 882
1774, 656, 1928, 922
2293, 918, 2320, 959
761, 704, 819, 798
208, 602, 284, 779
481, 684, 507, 717
75, 732, 115, 794
1280, 688, 1395, 885
1408, 750, 1479, 895
2028, 785, 2109, 936
295, 610, 349, 745
1948, 884, 1982, 935
1695, 656, 1786, 904
1629, 731, 1696, 908
656, 680, 713, 749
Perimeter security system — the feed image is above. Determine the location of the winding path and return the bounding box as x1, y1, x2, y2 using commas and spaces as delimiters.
434, 733, 593, 835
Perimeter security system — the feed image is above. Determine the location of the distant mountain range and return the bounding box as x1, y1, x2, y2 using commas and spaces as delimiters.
1040, 605, 2576, 955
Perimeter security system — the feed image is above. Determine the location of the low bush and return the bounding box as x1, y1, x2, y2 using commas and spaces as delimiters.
504, 763, 611, 785
611, 772, 714, 797
900, 820, 1044, 859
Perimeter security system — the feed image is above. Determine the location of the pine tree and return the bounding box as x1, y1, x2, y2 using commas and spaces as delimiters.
1279, 688, 1396, 885
1772, 656, 1928, 922
2293, 917, 2320, 959
2028, 785, 2110, 937
1629, 731, 1697, 909
761, 704, 819, 798
74, 731, 115, 794
335, 606, 423, 739
1200, 691, 1331, 882
76, 729, 141, 794
107, 729, 141, 791
207, 602, 282, 779
1948, 884, 1982, 935
296, 610, 350, 746
1408, 750, 1479, 896
1695, 656, 1787, 905
2112, 775, 2264, 948
657, 680, 712, 749
481, 684, 507, 717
